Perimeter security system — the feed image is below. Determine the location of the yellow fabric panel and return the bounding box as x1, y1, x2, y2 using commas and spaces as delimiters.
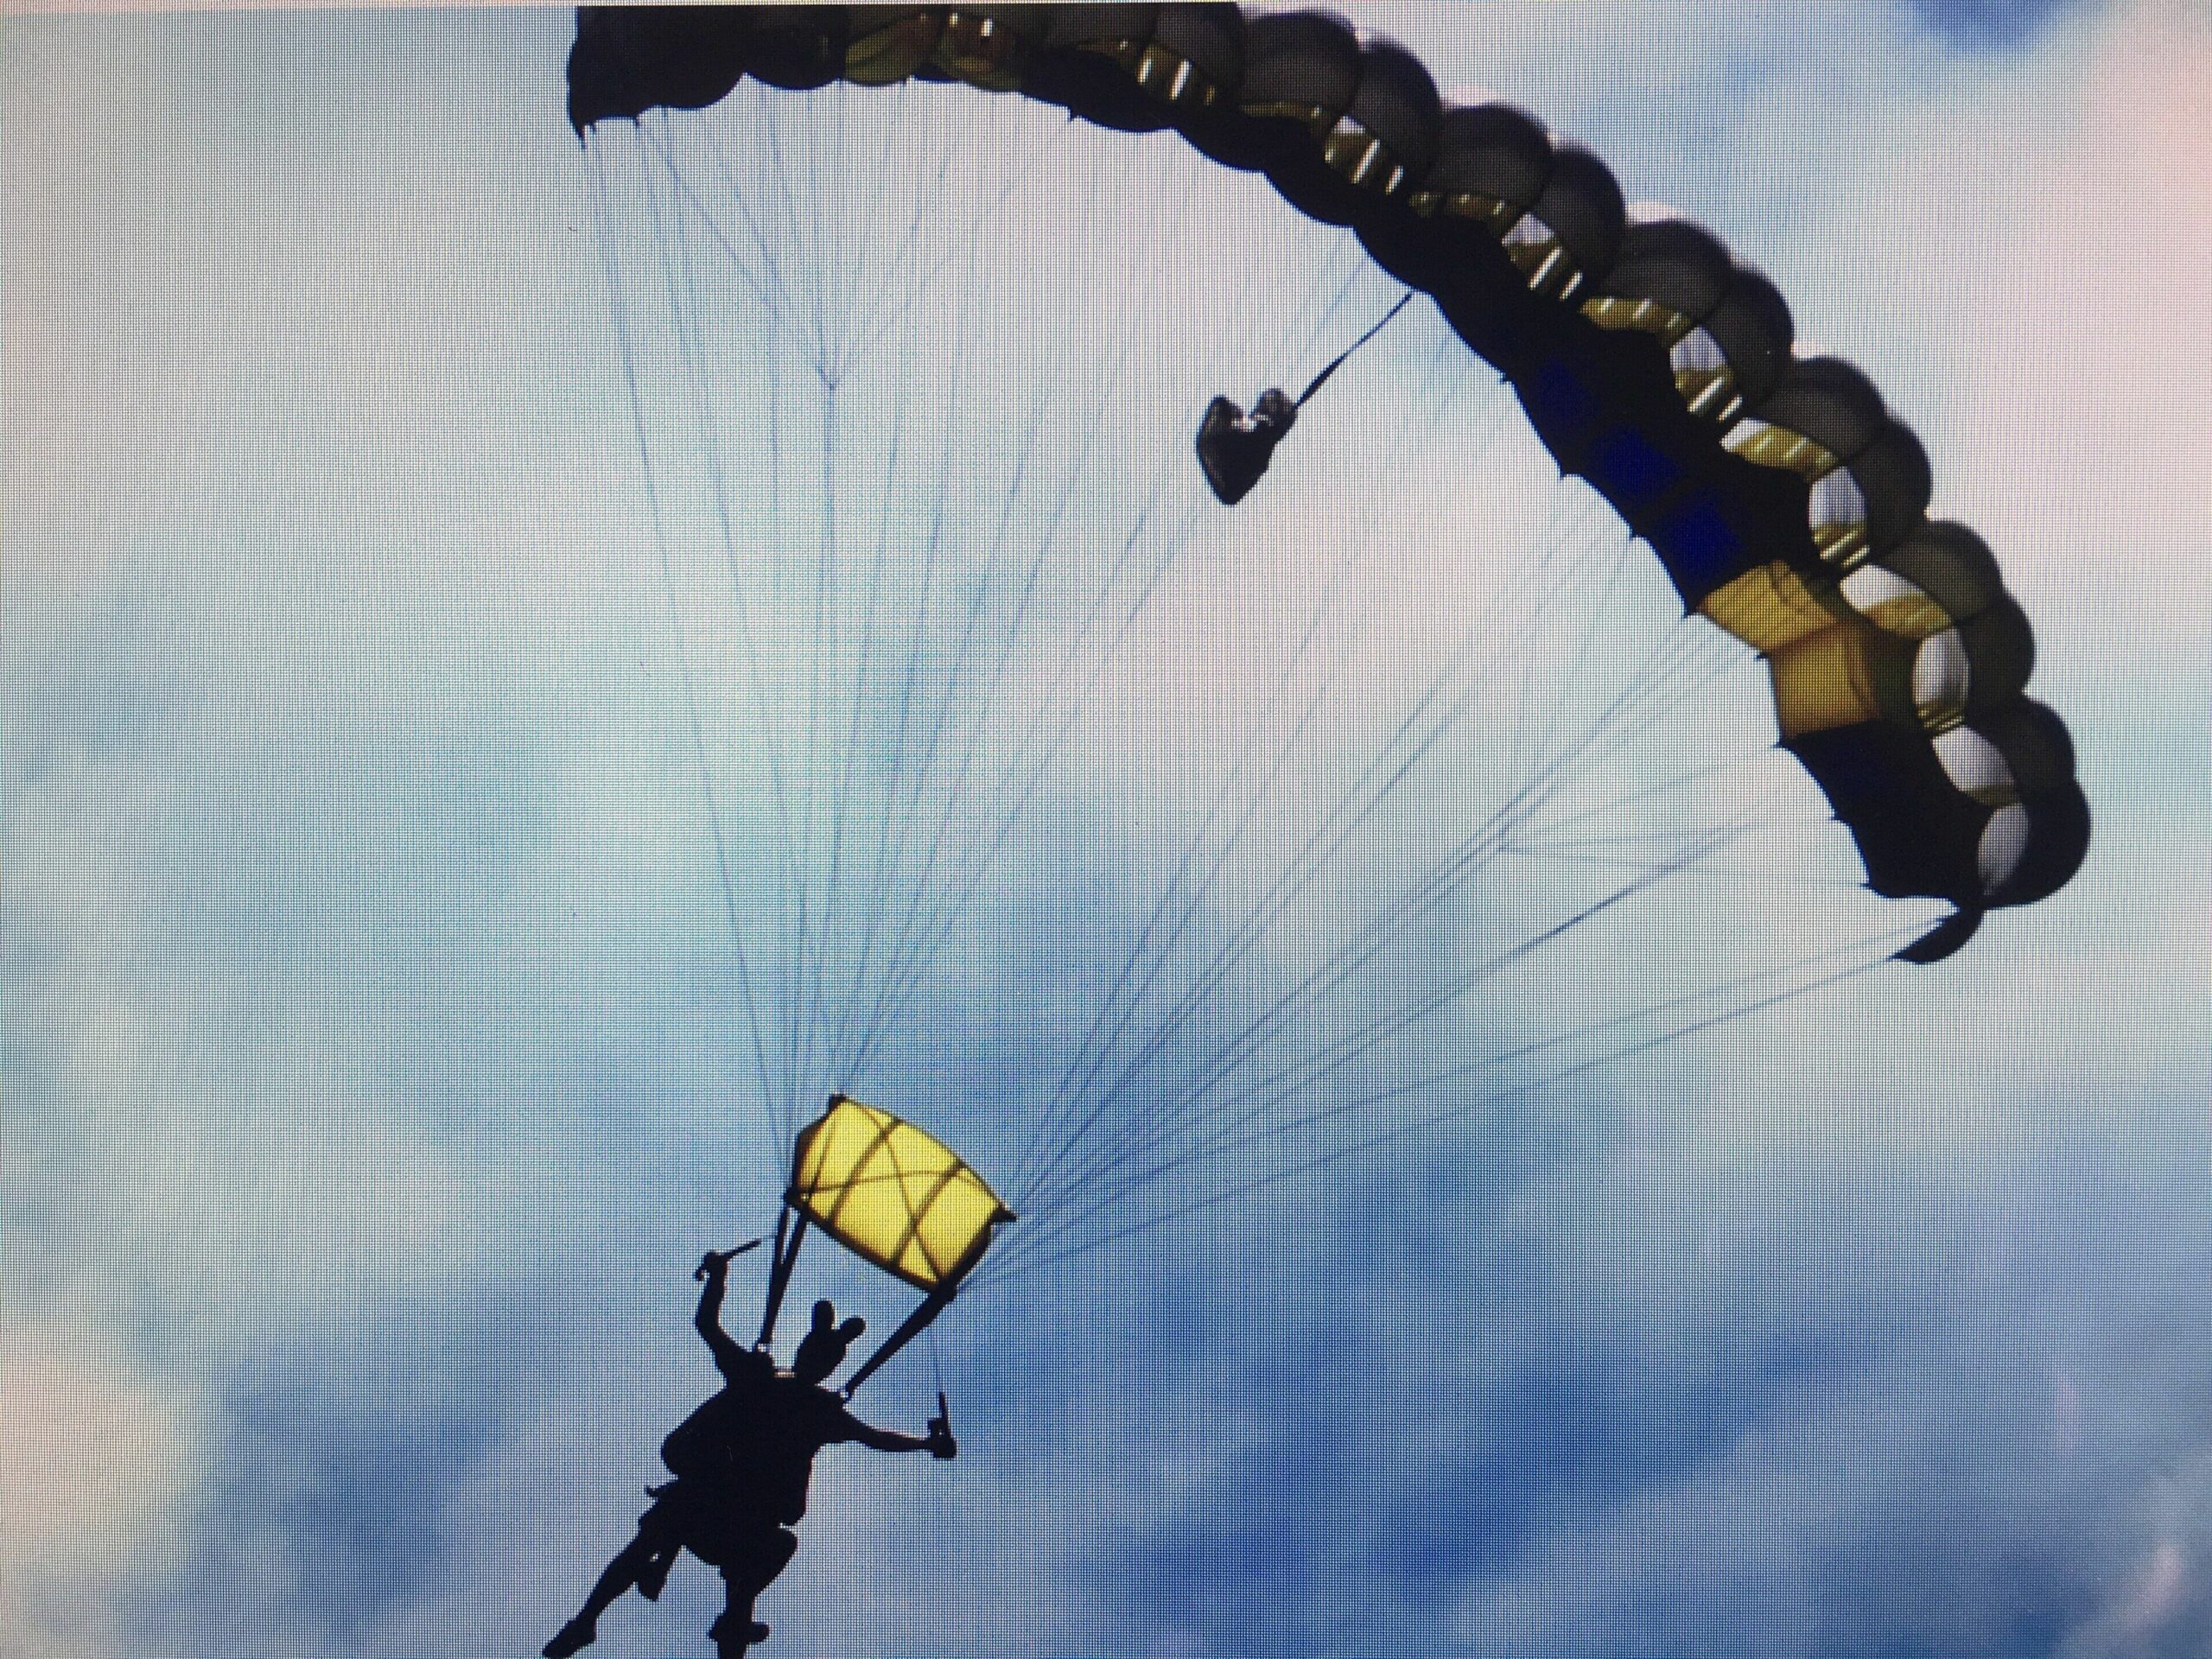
1698, 562, 1843, 654
1767, 623, 1885, 737
1504, 222, 1567, 289
933, 14, 1028, 90
1322, 122, 1404, 194
791, 1096, 1014, 1293
907, 1173, 1006, 1281
1724, 421, 1837, 481
1857, 589, 1952, 639
1582, 295, 1694, 345
1670, 330, 1741, 421
1410, 188, 1521, 235
1091, 41, 1224, 111
844, 16, 940, 85
1674, 363, 1738, 419
1241, 99, 1338, 141
1811, 519, 1868, 567
791, 1096, 885, 1198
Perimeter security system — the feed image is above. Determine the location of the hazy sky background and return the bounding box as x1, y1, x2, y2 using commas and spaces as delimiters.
5, 5, 2210, 1658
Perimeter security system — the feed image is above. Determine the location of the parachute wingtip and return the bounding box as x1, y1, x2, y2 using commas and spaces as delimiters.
1895, 906, 1983, 965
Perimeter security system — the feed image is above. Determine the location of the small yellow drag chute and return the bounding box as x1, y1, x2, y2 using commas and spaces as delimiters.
755, 1095, 1014, 1396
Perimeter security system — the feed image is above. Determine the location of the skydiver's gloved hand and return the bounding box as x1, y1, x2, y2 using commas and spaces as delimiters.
925, 1390, 957, 1460
694, 1237, 760, 1281
926, 1414, 958, 1461
925, 1391, 957, 1460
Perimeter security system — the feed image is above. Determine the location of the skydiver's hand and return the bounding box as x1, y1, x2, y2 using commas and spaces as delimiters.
695, 1239, 761, 1281
926, 1415, 957, 1461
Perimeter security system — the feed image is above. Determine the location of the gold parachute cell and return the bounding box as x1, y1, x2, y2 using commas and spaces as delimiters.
789, 1095, 1014, 1294
1699, 559, 1849, 654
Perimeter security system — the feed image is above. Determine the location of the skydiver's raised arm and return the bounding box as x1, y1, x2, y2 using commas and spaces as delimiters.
692, 1249, 754, 1378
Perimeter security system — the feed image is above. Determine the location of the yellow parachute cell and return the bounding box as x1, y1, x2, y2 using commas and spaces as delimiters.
789, 1096, 1014, 1294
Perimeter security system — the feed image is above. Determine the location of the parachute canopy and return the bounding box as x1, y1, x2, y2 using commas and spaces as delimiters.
567, 3, 2088, 957
790, 1096, 1014, 1294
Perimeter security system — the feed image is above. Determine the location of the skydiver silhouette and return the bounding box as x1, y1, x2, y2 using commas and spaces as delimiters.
544, 1252, 957, 1659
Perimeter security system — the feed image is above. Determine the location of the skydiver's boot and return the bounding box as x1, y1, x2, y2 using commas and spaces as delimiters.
707, 1610, 771, 1655
543, 1614, 597, 1658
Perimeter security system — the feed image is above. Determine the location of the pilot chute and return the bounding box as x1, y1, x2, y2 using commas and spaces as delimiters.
759, 1096, 1013, 1395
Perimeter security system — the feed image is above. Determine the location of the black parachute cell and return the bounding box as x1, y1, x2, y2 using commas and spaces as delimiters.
1152, 2, 1248, 77
1786, 721, 1988, 903
1585, 219, 1777, 426
1034, 7, 1175, 129
567, 6, 749, 132
1343, 41, 1443, 181
745, 6, 848, 89
1849, 421, 1936, 556
1700, 267, 1795, 408
1042, 3, 1160, 48
1523, 146, 1626, 290
1265, 38, 1441, 225
1421, 102, 1553, 217
1955, 596, 2037, 716
1237, 8, 1361, 118
1036, 3, 1246, 130
1978, 697, 2077, 793
1995, 780, 2091, 907
1749, 357, 1889, 462
1175, 8, 1358, 179
1973, 697, 2089, 911
1593, 219, 1736, 320
564, 3, 2087, 947
1883, 521, 2004, 620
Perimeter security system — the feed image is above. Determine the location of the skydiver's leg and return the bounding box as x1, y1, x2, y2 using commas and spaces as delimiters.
578, 1529, 661, 1620
636, 1540, 678, 1600
707, 1529, 798, 1656
543, 1509, 677, 1657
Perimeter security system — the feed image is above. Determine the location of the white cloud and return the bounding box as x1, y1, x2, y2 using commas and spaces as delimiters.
0, 1324, 205, 1659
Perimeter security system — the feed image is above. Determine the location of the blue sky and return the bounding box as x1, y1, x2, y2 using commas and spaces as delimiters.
4, 5, 2209, 1658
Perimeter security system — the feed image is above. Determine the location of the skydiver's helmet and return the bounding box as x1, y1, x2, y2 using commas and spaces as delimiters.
792, 1299, 867, 1386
